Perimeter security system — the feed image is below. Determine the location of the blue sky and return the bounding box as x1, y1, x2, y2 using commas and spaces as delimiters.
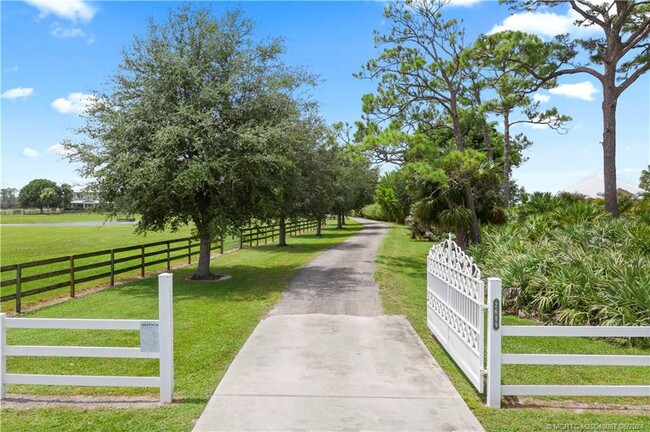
1, 0, 648, 193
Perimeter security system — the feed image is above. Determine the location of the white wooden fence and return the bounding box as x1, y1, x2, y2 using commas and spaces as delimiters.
0, 273, 174, 403
486, 277, 650, 408
426, 239, 650, 408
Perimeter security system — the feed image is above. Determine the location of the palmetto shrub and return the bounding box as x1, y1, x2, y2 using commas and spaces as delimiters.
468, 197, 650, 344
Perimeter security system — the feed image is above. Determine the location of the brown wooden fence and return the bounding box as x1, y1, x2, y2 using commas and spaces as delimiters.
1, 219, 317, 313
240, 219, 318, 247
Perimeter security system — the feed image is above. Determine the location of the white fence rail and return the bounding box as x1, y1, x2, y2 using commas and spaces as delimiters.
0, 273, 174, 403
486, 277, 650, 408
426, 236, 485, 392
425, 240, 650, 408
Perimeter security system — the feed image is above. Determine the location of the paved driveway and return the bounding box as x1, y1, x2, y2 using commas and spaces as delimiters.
193, 219, 484, 431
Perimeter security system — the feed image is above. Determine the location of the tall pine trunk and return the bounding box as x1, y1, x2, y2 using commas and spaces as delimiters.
451, 100, 481, 244
336, 212, 342, 229
503, 112, 511, 207
278, 215, 287, 246
602, 71, 618, 217
316, 219, 322, 236
480, 117, 494, 161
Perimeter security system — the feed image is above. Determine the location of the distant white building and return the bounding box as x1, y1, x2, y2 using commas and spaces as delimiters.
563, 175, 646, 198
70, 191, 100, 209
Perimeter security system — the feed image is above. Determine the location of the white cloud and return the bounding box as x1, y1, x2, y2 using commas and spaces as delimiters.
489, 9, 600, 38
2, 87, 34, 99
50, 23, 95, 44
24, 0, 96, 23
51, 24, 85, 39
524, 115, 562, 129
549, 81, 599, 101
3, 65, 19, 73
533, 93, 551, 103
51, 92, 95, 115
22, 148, 40, 158
447, 0, 482, 7
47, 144, 74, 156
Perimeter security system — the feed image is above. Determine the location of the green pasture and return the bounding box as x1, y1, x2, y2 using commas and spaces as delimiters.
0, 224, 200, 313
376, 224, 650, 432
0, 221, 362, 431
0, 213, 131, 224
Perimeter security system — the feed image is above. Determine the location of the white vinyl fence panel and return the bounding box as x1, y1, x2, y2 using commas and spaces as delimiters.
0, 273, 174, 403
486, 279, 650, 408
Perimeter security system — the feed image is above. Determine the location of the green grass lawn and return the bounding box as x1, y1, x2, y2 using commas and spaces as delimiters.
0, 221, 362, 431
376, 223, 650, 432
1, 224, 198, 313
0, 213, 129, 224
1, 224, 194, 265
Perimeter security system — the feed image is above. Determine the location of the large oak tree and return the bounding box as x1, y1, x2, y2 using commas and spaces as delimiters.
66, 7, 315, 279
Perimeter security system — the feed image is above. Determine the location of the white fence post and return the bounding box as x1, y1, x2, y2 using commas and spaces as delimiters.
1, 313, 5, 399
487, 277, 502, 408
158, 273, 174, 403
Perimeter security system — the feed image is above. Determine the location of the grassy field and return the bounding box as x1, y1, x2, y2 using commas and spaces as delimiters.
0, 213, 131, 224
0, 221, 362, 431
1, 224, 194, 265
376, 224, 650, 432
1, 223, 201, 313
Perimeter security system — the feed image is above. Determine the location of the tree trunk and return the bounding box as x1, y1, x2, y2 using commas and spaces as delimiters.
503, 113, 511, 208
480, 117, 494, 161
455, 227, 468, 250
602, 72, 618, 217
450, 98, 480, 244
194, 228, 214, 279
464, 187, 481, 244
316, 219, 322, 236
278, 215, 287, 246
336, 212, 342, 229
342, 212, 346, 225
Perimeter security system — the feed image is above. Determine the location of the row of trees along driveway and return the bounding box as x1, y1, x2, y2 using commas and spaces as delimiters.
65, 7, 376, 280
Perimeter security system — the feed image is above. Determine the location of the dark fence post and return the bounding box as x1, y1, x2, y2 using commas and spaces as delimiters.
70, 256, 75, 298
15, 265, 22, 314
166, 241, 171, 271
110, 249, 115, 286
140, 245, 145, 277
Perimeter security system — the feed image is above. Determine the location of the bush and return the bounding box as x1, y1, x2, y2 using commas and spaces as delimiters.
468, 197, 650, 345
359, 203, 391, 221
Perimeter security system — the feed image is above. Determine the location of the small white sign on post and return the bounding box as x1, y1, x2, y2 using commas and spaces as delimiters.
140, 322, 160, 353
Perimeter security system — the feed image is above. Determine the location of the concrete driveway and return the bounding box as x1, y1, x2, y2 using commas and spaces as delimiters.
193, 219, 484, 431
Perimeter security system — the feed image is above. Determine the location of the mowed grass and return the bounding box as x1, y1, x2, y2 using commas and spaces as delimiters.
1, 224, 194, 265
0, 213, 122, 224
0, 221, 362, 431
1, 224, 198, 313
376, 224, 650, 432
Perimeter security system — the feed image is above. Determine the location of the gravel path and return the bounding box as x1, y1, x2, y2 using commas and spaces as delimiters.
269, 219, 387, 316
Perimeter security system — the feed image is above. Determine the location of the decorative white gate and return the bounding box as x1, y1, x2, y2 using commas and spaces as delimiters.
427, 236, 485, 392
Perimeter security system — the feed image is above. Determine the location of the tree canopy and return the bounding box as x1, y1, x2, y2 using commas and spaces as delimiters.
66, 6, 318, 278
503, 0, 650, 216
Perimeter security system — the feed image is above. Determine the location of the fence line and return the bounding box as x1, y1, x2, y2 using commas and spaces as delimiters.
0, 273, 174, 402
1, 219, 317, 313
486, 277, 650, 408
